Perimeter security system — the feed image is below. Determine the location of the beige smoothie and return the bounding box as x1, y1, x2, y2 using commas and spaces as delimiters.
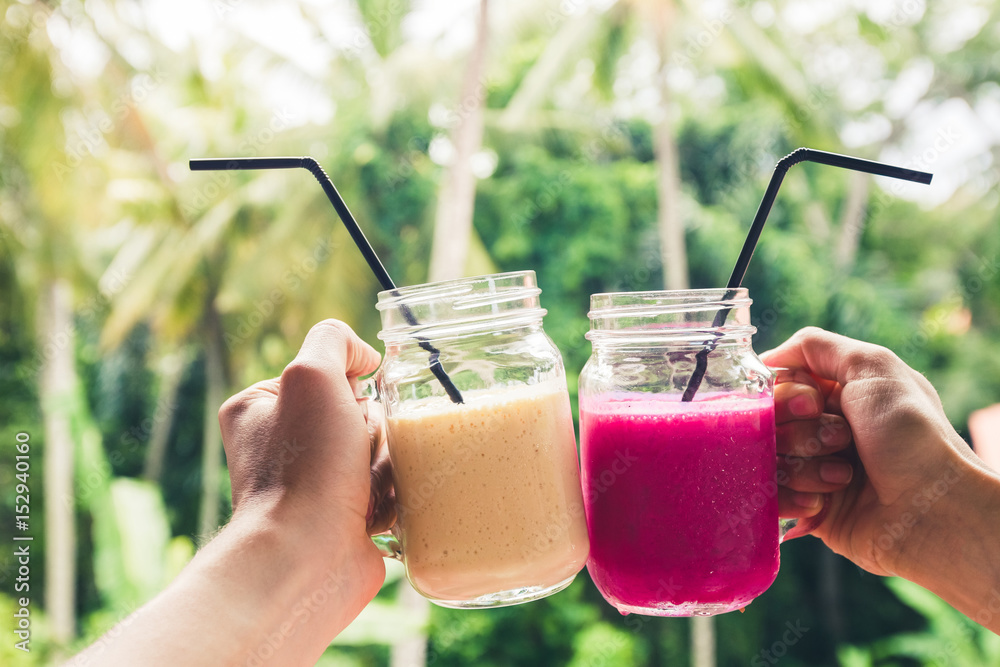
386, 382, 590, 602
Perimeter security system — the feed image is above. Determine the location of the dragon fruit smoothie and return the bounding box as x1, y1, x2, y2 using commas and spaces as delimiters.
580, 395, 779, 616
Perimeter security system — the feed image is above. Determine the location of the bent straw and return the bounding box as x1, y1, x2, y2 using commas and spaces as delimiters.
190, 156, 465, 404
681, 148, 933, 402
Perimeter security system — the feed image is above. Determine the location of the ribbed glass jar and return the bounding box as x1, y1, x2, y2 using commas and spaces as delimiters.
372, 271, 590, 609
578, 288, 779, 616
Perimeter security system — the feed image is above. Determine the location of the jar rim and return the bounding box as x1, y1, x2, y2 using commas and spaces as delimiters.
588, 288, 751, 319
586, 287, 755, 343
376, 270, 546, 342
376, 270, 539, 309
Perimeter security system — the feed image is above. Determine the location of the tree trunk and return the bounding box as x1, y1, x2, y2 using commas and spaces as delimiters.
390, 583, 431, 667
819, 548, 846, 642
654, 35, 688, 290
427, 0, 490, 283
142, 350, 187, 483
394, 8, 491, 665
691, 616, 716, 667
652, 10, 708, 665
834, 171, 871, 270
497, 9, 596, 131
40, 279, 77, 645
197, 308, 227, 541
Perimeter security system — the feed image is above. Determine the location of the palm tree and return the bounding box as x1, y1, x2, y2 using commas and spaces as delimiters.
2, 2, 82, 646
427, 0, 491, 283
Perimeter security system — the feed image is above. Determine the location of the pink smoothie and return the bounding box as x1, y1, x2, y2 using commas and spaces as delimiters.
580, 395, 779, 616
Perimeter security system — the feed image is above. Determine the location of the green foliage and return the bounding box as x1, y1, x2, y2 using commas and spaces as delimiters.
838, 578, 1000, 666
567, 621, 646, 667
2, 0, 1000, 665
426, 577, 605, 666
0, 593, 52, 666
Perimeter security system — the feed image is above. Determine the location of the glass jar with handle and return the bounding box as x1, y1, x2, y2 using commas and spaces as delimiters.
368, 270, 590, 609
578, 288, 791, 616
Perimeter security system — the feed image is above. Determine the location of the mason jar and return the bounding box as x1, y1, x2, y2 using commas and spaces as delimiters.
371, 270, 589, 608
578, 288, 783, 616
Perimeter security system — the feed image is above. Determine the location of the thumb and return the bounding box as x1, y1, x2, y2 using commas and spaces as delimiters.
761, 326, 894, 387
278, 320, 381, 406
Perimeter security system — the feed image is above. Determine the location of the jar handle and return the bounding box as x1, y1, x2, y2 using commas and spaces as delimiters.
779, 518, 798, 543
372, 532, 404, 560
356, 376, 406, 562
767, 366, 831, 543
780, 496, 830, 543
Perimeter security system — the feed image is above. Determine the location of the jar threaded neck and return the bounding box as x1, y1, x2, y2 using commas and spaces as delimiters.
587, 288, 755, 347
377, 271, 546, 343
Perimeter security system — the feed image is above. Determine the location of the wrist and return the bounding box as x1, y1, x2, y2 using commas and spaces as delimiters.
887, 444, 1000, 628
218, 498, 386, 652
230, 490, 376, 575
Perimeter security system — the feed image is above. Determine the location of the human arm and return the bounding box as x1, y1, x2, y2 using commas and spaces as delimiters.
766, 326, 1000, 632
69, 320, 394, 666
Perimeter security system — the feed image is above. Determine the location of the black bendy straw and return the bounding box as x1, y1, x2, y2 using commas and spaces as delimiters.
681, 148, 933, 402
190, 157, 464, 404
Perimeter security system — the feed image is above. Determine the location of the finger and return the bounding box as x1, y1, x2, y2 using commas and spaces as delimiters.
765, 353, 842, 415
824, 383, 844, 415
777, 456, 854, 492
776, 414, 852, 456
288, 319, 381, 381
364, 398, 387, 461
777, 486, 826, 519
762, 326, 904, 387
774, 381, 824, 422
279, 319, 381, 407
367, 446, 396, 535
218, 379, 280, 444
242, 378, 281, 400
780, 495, 832, 540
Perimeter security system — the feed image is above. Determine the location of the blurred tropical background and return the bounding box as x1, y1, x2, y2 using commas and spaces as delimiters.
2, 0, 1000, 664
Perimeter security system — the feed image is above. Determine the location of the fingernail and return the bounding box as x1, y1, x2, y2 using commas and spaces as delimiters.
788, 393, 818, 417
793, 492, 822, 509
820, 462, 853, 484
818, 424, 838, 444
